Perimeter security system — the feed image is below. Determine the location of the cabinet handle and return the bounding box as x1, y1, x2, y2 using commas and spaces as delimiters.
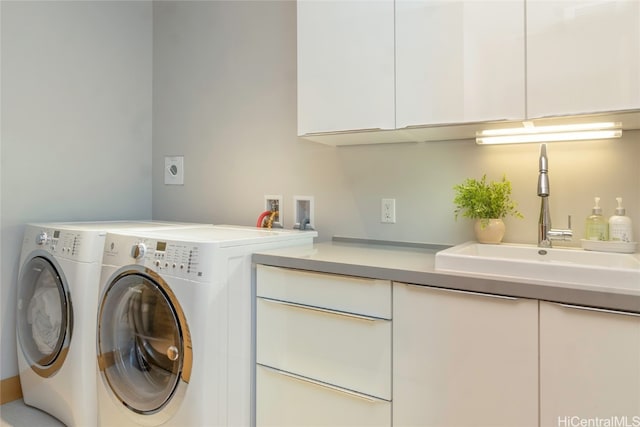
302, 128, 384, 137
404, 283, 519, 301
258, 297, 386, 322
259, 364, 387, 403
400, 122, 470, 129
557, 303, 640, 318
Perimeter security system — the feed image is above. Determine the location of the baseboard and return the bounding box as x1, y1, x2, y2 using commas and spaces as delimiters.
0, 376, 23, 405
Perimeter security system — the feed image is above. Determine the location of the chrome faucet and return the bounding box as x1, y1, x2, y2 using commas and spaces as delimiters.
537, 144, 572, 247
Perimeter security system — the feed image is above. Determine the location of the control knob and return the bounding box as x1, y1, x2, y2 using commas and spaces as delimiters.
35, 232, 48, 246
131, 243, 147, 260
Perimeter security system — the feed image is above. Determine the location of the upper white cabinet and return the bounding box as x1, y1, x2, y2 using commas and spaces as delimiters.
396, 0, 525, 127
540, 301, 640, 426
297, 0, 395, 135
297, 0, 640, 145
527, 0, 640, 118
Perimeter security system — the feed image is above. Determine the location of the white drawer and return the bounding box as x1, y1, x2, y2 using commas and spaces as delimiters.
256, 265, 391, 319
256, 296, 391, 399
256, 364, 391, 427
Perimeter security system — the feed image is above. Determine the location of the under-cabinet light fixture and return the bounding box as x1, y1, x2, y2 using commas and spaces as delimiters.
475, 122, 622, 145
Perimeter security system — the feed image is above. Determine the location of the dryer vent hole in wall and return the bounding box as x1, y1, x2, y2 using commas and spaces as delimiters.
164, 156, 184, 185
294, 196, 314, 230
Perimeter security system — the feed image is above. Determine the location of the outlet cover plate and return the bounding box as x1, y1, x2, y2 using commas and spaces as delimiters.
381, 198, 396, 223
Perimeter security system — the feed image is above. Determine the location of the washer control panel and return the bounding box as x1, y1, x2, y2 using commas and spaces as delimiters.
147, 240, 202, 277
107, 236, 207, 279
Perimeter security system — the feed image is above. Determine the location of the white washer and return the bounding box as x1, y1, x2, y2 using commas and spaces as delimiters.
96, 226, 316, 427
15, 221, 210, 427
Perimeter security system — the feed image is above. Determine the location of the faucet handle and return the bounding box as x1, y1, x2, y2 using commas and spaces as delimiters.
548, 215, 573, 242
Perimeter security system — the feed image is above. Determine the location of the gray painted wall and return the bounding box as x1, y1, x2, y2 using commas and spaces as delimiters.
1, 1, 153, 380
152, 1, 640, 247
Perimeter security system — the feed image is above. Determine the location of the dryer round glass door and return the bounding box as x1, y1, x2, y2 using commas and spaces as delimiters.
16, 254, 72, 378
97, 269, 191, 416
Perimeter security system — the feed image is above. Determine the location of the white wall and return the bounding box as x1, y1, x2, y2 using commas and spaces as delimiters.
152, 1, 640, 246
0, 1, 153, 381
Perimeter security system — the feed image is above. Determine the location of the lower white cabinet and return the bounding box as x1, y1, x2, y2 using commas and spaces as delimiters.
540, 301, 640, 426
256, 264, 639, 427
393, 282, 539, 427
256, 265, 392, 427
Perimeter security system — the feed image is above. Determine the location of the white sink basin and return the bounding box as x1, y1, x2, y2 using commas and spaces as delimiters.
435, 241, 640, 289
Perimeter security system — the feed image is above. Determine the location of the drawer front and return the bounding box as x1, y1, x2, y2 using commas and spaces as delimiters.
257, 296, 392, 399
256, 364, 391, 427
256, 265, 391, 319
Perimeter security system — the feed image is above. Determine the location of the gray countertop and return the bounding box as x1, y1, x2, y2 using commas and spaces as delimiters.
253, 240, 640, 314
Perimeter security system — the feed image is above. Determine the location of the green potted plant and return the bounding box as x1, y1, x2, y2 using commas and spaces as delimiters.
453, 174, 523, 243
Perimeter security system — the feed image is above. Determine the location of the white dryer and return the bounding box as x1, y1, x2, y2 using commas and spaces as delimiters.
96, 226, 316, 427
15, 221, 209, 427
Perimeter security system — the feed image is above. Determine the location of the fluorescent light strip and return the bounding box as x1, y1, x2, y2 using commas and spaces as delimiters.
476, 129, 622, 145
475, 122, 622, 145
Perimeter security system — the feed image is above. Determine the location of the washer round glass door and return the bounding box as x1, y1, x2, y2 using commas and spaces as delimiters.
97, 268, 191, 416
16, 254, 72, 378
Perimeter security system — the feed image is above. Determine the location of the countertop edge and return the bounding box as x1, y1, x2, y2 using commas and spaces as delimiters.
252, 250, 640, 314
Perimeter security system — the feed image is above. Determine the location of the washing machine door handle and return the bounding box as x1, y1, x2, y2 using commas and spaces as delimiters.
166, 345, 179, 361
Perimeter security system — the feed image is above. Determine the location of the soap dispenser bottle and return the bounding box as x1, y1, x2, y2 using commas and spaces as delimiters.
608, 197, 633, 242
585, 197, 608, 241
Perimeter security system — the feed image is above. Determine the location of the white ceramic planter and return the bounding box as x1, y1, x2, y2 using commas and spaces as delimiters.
474, 219, 505, 244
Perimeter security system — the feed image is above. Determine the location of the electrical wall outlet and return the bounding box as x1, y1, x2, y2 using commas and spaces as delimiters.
164, 156, 184, 185
381, 198, 396, 223
294, 196, 314, 230
264, 195, 283, 228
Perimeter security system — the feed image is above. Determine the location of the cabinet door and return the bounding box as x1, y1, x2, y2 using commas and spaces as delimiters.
527, 0, 640, 118
393, 283, 538, 427
396, 0, 525, 128
297, 0, 395, 135
540, 301, 640, 426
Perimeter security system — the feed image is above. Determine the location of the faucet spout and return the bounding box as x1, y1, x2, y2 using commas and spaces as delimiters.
538, 197, 552, 247
537, 144, 572, 247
